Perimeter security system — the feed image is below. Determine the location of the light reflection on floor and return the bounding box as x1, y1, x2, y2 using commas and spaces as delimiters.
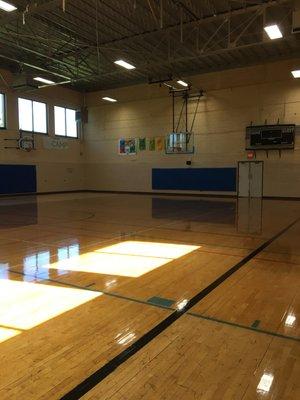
0, 279, 101, 343
48, 241, 200, 277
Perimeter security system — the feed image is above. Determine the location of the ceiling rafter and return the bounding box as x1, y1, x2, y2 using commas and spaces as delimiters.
0, 0, 297, 91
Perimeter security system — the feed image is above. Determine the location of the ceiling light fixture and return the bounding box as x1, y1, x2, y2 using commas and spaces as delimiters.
291, 70, 300, 78
177, 80, 188, 87
0, 0, 17, 12
102, 97, 117, 102
264, 24, 283, 40
34, 77, 55, 85
114, 60, 136, 70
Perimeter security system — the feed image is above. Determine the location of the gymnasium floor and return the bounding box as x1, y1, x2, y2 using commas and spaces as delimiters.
0, 192, 299, 399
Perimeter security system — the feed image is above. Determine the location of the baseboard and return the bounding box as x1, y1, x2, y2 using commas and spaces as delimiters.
0, 189, 87, 198
263, 196, 300, 201
1, 190, 300, 201
86, 190, 237, 198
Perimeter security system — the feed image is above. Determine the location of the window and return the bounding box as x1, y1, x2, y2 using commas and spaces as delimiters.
18, 98, 47, 134
54, 106, 77, 138
0, 93, 6, 128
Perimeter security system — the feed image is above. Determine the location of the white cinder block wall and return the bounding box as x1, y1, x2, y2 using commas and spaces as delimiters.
1, 58, 300, 198
84, 59, 300, 198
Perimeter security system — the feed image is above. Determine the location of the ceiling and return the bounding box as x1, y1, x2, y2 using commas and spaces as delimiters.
0, 0, 299, 92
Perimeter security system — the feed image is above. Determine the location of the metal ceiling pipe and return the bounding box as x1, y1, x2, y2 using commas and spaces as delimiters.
0, 53, 70, 80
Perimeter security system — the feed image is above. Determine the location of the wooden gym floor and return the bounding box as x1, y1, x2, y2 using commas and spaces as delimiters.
0, 192, 299, 399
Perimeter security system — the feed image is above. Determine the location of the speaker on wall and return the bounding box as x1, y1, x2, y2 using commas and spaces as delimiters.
76, 107, 88, 123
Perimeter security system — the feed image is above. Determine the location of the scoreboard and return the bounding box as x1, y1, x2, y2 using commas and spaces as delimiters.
246, 124, 295, 150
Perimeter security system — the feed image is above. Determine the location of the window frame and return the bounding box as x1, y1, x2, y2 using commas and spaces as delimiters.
0, 92, 7, 130
54, 105, 78, 139
18, 97, 48, 135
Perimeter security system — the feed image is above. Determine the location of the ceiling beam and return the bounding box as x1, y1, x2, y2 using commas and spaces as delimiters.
98, 0, 290, 47
0, 0, 61, 26
0, 53, 70, 79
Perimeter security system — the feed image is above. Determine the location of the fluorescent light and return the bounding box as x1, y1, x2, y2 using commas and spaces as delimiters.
34, 77, 55, 85
291, 70, 300, 78
177, 80, 188, 87
102, 97, 117, 102
264, 24, 283, 40
114, 60, 135, 70
0, 1, 17, 12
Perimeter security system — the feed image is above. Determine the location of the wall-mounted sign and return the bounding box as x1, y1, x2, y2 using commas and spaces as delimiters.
43, 137, 69, 150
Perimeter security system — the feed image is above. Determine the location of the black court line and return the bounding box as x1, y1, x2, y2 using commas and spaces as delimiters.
6, 263, 300, 343
60, 216, 300, 400
5, 264, 300, 344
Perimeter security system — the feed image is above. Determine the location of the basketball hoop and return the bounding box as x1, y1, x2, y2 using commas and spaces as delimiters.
18, 137, 34, 152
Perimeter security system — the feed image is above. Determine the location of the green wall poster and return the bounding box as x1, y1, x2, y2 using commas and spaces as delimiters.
139, 137, 146, 151
149, 138, 155, 151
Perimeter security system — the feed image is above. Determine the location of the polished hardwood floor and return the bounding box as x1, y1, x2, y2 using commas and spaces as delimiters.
0, 193, 299, 399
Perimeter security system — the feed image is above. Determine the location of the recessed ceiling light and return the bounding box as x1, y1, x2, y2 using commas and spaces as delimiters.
264, 24, 283, 40
102, 97, 117, 102
291, 70, 300, 78
0, 1, 17, 12
34, 77, 55, 85
177, 80, 188, 87
114, 60, 135, 70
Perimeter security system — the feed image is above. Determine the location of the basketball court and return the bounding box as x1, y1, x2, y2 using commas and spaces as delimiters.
0, 1, 300, 399
0, 193, 299, 399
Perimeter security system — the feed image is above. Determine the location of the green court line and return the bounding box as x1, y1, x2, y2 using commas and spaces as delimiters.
251, 319, 261, 328
188, 312, 300, 343
85, 283, 96, 288
6, 268, 300, 343
6, 268, 175, 312
0, 323, 26, 331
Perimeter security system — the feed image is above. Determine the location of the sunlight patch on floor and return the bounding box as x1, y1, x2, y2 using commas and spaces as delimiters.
0, 279, 101, 343
48, 241, 200, 277
0, 326, 21, 343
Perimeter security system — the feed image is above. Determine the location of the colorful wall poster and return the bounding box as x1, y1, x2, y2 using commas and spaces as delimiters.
155, 137, 164, 151
138, 137, 146, 151
149, 138, 155, 151
119, 138, 137, 155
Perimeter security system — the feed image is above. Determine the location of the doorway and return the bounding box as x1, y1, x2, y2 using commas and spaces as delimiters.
237, 161, 263, 198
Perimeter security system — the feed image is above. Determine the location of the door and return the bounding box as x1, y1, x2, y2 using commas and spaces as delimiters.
249, 162, 263, 197
238, 162, 250, 197
238, 161, 263, 198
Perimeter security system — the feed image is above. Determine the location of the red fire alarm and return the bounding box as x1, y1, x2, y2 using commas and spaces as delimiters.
247, 151, 255, 160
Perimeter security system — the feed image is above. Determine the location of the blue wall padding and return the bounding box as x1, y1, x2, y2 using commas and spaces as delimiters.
152, 168, 236, 191
0, 164, 37, 194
